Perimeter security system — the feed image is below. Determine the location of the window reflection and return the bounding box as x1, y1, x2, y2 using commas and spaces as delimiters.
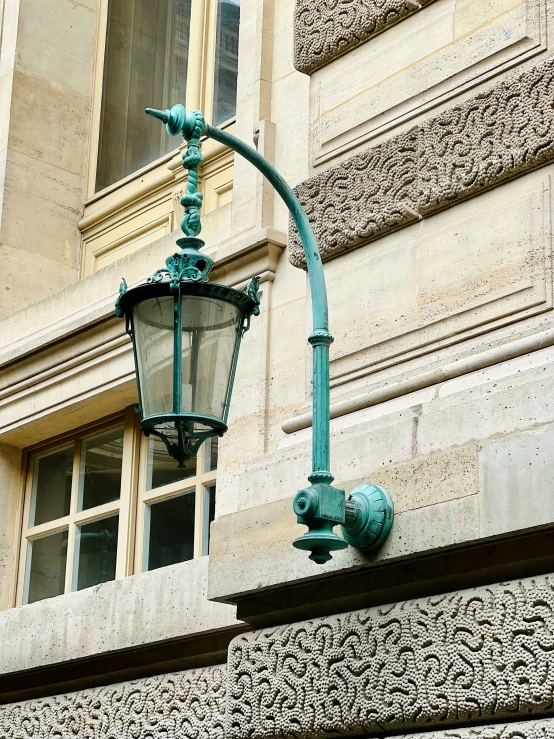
212, 0, 240, 126
96, 0, 192, 191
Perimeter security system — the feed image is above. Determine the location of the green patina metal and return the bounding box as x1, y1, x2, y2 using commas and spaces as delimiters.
115, 107, 260, 468
132, 104, 395, 563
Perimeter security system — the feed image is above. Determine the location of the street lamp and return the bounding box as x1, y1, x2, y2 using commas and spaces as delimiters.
115, 103, 394, 564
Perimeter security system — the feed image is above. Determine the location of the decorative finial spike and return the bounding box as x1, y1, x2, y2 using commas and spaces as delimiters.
145, 107, 170, 124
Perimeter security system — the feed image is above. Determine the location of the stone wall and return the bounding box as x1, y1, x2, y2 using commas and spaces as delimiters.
289, 56, 554, 267
6, 574, 554, 739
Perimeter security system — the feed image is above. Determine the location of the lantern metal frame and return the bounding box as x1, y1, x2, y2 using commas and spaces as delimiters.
115, 103, 394, 564
115, 232, 260, 467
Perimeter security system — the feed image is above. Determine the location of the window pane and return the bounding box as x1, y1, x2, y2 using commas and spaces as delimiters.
75, 515, 119, 591
79, 427, 124, 511
96, 0, 192, 191
203, 437, 218, 473
26, 531, 68, 604
30, 446, 74, 527
202, 484, 216, 555
146, 491, 195, 571
212, 0, 240, 126
146, 435, 197, 491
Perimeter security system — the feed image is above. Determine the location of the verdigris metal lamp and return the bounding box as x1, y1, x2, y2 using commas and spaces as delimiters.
116, 103, 394, 564
115, 109, 260, 467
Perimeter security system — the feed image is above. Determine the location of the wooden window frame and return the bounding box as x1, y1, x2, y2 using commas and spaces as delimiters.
16, 407, 217, 606
134, 436, 217, 572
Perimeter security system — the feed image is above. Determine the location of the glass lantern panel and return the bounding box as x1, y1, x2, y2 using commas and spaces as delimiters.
26, 530, 68, 604
79, 427, 124, 511
30, 445, 74, 527
133, 296, 175, 418
146, 491, 195, 571
75, 515, 119, 591
146, 434, 197, 491
180, 296, 242, 422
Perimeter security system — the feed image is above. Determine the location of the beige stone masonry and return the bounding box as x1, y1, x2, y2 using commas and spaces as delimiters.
289, 56, 554, 267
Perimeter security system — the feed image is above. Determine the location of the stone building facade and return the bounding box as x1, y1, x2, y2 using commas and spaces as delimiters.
2, 0, 554, 736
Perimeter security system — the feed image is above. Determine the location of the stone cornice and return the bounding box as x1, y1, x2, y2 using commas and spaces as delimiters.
289, 57, 554, 267
294, 0, 436, 75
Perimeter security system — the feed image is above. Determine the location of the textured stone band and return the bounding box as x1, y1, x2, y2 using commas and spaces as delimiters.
227, 573, 554, 739
0, 665, 227, 739
289, 57, 554, 268
294, 0, 436, 75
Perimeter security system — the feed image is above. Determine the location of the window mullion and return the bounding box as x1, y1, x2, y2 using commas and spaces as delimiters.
17, 459, 34, 605
64, 442, 82, 594
115, 406, 141, 579
202, 0, 218, 121
133, 433, 150, 574
193, 480, 204, 560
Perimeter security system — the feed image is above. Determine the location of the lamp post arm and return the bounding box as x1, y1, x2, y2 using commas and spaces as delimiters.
204, 123, 333, 485
204, 125, 328, 331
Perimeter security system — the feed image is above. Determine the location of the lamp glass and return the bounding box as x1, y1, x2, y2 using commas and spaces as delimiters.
132, 294, 243, 427
133, 296, 174, 418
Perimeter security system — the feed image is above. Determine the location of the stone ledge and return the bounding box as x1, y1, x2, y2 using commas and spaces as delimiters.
289, 57, 554, 267
0, 558, 238, 684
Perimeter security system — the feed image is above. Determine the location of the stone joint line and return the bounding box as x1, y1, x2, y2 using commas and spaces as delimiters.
288, 57, 554, 268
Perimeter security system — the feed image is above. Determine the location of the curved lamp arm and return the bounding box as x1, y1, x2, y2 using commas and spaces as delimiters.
145, 105, 394, 564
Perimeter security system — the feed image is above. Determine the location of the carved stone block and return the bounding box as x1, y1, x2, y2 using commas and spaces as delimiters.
294, 0, 422, 75
419, 60, 554, 215
289, 130, 419, 267
226, 574, 554, 739
399, 721, 554, 739
290, 58, 554, 267
0, 665, 226, 739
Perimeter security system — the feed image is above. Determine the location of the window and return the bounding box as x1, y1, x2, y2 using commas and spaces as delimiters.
17, 411, 217, 605
95, 0, 241, 192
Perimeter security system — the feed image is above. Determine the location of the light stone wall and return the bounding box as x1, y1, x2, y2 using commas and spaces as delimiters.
0, 0, 99, 320
2, 0, 554, 723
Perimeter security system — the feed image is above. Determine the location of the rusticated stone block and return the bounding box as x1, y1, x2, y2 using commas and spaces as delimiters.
0, 665, 226, 739
290, 58, 554, 267
226, 574, 554, 739
419, 61, 554, 215
294, 0, 423, 75
289, 130, 419, 266
399, 721, 554, 739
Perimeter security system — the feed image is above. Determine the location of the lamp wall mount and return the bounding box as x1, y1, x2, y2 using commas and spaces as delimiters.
143, 104, 395, 564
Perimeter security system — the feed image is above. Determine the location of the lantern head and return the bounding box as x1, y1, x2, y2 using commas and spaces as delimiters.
115, 236, 260, 467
